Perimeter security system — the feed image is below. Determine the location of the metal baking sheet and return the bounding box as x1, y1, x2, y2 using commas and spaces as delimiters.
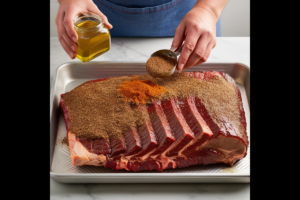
50, 62, 250, 183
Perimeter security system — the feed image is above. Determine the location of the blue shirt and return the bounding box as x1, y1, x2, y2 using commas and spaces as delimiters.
93, 0, 221, 37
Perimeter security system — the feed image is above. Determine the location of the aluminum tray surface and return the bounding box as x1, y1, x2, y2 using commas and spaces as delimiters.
50, 62, 250, 183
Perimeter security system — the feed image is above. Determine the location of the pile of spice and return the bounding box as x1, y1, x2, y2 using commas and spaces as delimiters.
146, 55, 176, 78
62, 72, 244, 141
61, 137, 68, 146
118, 78, 167, 104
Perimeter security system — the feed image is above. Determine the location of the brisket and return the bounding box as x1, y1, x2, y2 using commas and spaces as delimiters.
59, 71, 248, 171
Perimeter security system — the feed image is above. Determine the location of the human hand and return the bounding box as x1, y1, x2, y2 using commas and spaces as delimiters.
171, 7, 218, 72
55, 0, 113, 59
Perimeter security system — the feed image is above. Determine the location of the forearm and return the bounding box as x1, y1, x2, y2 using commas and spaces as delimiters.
193, 0, 229, 22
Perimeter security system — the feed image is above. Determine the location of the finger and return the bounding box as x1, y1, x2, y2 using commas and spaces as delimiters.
183, 33, 209, 70
177, 31, 200, 72
90, 7, 113, 29
170, 24, 185, 52
58, 29, 76, 59
63, 8, 80, 43
60, 13, 78, 52
56, 11, 74, 58
186, 42, 214, 68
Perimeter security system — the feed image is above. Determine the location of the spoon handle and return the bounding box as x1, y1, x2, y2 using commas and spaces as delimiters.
173, 44, 184, 56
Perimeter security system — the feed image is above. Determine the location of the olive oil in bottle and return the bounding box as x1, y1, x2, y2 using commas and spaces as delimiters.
74, 12, 111, 62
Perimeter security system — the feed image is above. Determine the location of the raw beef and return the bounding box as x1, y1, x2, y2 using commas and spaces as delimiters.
60, 71, 248, 171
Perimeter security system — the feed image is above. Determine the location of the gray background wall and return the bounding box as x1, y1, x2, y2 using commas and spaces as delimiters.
50, 0, 250, 37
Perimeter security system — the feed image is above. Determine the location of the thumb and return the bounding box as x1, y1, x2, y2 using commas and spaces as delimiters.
90, 8, 113, 29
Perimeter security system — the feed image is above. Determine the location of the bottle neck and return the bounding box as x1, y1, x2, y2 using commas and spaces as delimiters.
74, 12, 104, 33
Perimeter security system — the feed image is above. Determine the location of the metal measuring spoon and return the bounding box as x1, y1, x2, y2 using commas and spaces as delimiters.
149, 45, 183, 78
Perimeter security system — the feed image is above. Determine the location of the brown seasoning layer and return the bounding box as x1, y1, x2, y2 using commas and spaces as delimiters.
62, 73, 243, 141
62, 76, 149, 140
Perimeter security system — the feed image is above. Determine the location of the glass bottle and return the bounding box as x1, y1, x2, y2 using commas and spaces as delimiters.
74, 12, 111, 62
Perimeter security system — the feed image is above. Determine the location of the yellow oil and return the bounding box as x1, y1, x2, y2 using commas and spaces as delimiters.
75, 20, 110, 62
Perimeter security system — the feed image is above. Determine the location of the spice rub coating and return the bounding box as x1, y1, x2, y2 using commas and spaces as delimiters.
61, 76, 149, 140
62, 72, 243, 142
138, 73, 243, 137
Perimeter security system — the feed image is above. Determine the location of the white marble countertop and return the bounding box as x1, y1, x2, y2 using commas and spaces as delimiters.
50, 37, 250, 200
